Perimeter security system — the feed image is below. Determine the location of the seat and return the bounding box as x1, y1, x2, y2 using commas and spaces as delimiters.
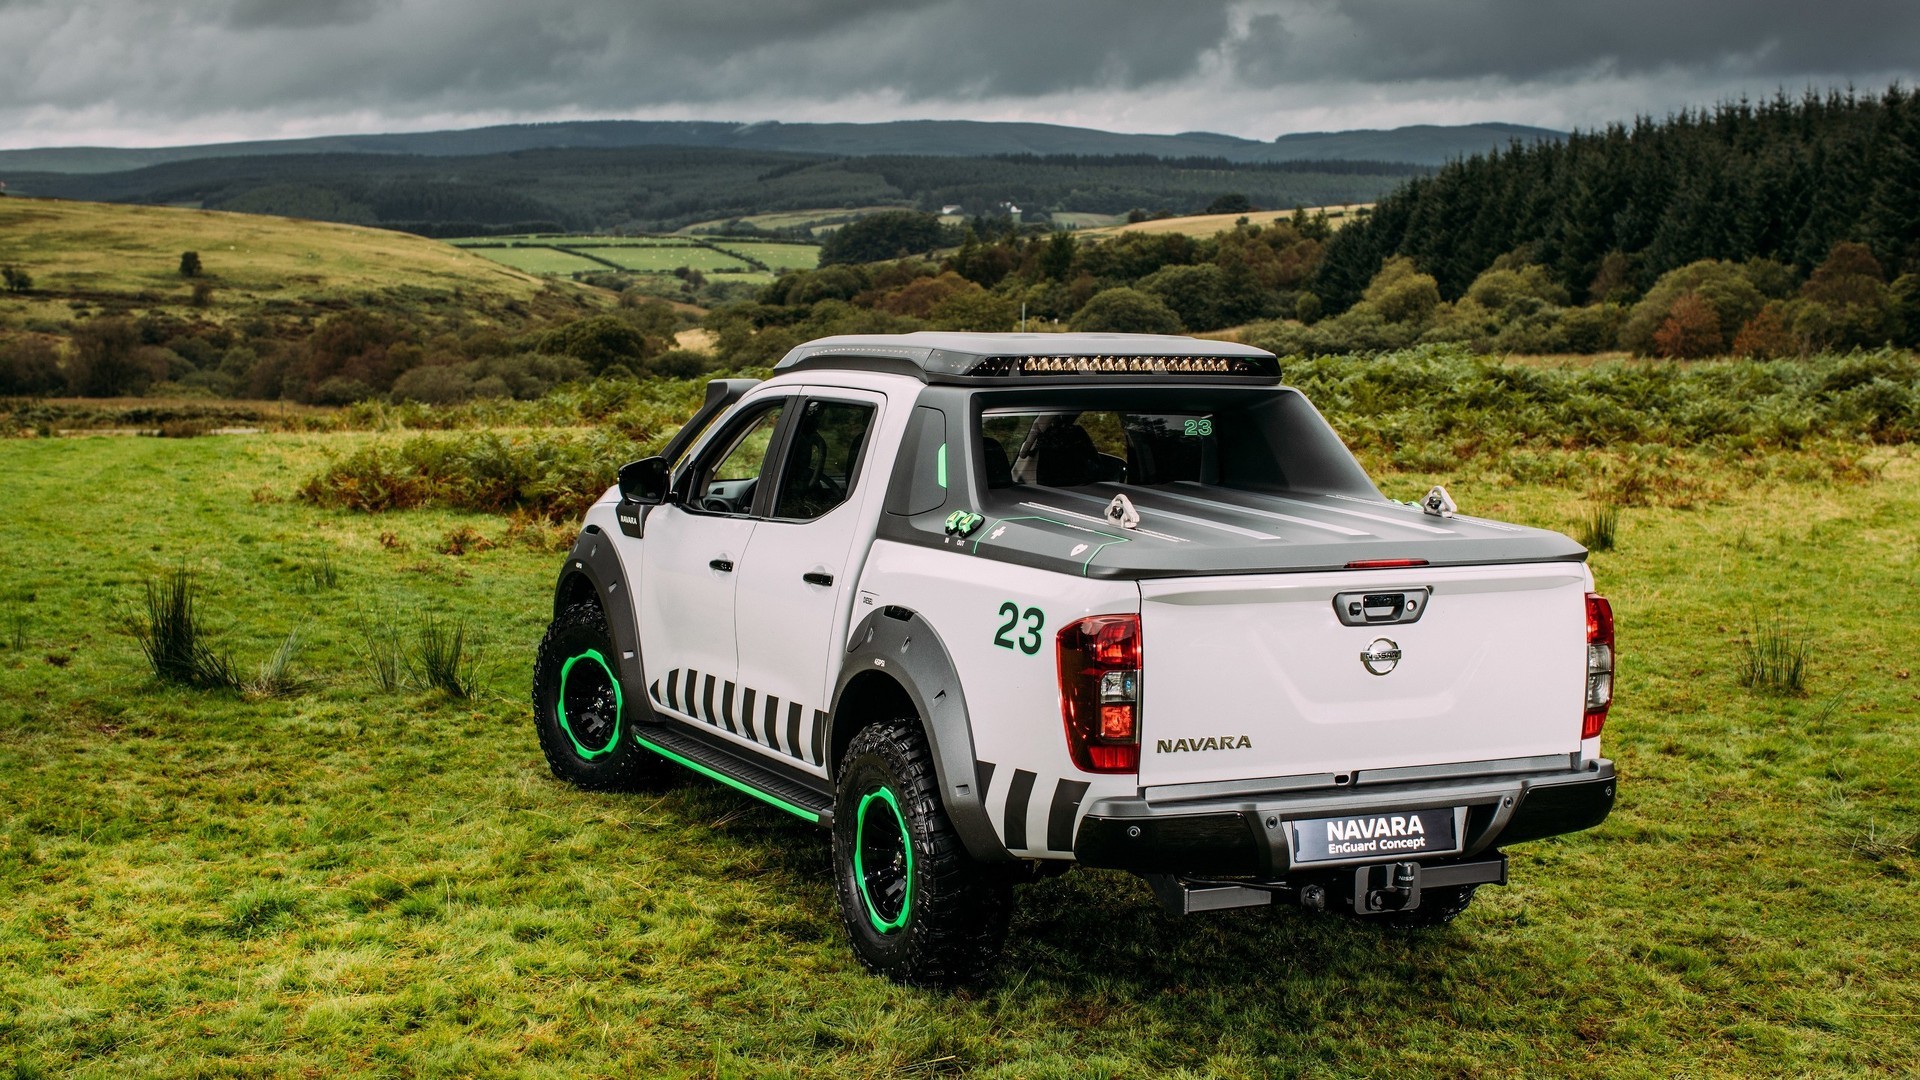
980, 436, 1014, 488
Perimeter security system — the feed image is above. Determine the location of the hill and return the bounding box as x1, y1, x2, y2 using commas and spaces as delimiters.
4, 148, 1425, 236
0, 196, 574, 319
0, 119, 1562, 175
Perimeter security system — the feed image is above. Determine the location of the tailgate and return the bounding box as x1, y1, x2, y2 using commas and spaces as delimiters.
1137, 562, 1590, 788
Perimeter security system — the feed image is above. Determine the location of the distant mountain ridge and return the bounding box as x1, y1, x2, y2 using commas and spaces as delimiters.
0, 119, 1563, 175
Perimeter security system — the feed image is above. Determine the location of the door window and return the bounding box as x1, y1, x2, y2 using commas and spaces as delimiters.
689, 401, 786, 515
773, 399, 876, 521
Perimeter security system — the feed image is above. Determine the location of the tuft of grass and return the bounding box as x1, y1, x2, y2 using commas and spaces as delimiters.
305, 555, 340, 592
413, 613, 481, 698
243, 631, 308, 699
354, 611, 407, 692
4, 604, 25, 651
1576, 501, 1619, 551
1852, 821, 1920, 864
126, 566, 239, 690
1739, 617, 1809, 695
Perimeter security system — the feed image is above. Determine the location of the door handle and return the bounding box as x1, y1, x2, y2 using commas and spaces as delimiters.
802, 571, 834, 587
709, 558, 735, 572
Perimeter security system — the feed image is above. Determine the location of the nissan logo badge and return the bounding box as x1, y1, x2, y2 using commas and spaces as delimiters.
1361, 637, 1402, 676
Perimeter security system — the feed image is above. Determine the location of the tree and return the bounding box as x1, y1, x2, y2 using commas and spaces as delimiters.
1652, 292, 1723, 358
1204, 193, 1253, 215
542, 315, 655, 375
179, 251, 202, 278
1067, 288, 1183, 334
1, 265, 30, 293
818, 211, 948, 266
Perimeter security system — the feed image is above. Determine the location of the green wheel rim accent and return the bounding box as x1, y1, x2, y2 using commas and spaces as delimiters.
853, 786, 913, 934
556, 649, 622, 761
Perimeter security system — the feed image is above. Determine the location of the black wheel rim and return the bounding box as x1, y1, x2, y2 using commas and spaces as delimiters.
853, 786, 912, 933
557, 649, 622, 760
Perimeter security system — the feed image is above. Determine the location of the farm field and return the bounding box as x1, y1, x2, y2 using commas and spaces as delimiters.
1075, 203, 1374, 239
2, 393, 1918, 1075
447, 235, 820, 281
675, 206, 912, 235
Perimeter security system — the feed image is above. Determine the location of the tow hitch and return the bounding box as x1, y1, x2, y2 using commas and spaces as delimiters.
1140, 855, 1509, 916
1357, 861, 1422, 913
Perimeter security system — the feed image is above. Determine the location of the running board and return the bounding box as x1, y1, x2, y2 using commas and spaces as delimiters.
635, 722, 835, 825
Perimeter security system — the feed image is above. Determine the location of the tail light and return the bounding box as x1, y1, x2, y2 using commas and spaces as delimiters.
1583, 593, 1614, 739
1057, 614, 1141, 773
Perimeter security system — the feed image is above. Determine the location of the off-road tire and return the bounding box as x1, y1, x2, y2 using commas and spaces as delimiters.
1374, 884, 1477, 929
531, 600, 668, 790
832, 723, 1013, 987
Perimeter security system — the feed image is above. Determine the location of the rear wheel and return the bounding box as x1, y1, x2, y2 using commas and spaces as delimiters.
1374, 884, 1477, 929
531, 600, 668, 790
832, 723, 1012, 986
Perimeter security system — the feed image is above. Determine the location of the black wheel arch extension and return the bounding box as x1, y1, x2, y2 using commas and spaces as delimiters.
554, 525, 654, 723
831, 605, 1013, 863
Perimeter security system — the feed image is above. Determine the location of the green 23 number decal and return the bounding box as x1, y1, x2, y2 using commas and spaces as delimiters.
993, 602, 1045, 655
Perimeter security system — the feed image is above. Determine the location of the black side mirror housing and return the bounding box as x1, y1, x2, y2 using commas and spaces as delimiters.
617, 457, 672, 505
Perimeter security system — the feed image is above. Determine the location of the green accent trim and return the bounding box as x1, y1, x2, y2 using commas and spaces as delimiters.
936, 443, 948, 489
853, 786, 913, 933
631, 734, 822, 823
557, 649, 621, 761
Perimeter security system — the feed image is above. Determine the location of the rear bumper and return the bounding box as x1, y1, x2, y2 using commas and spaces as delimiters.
1075, 758, 1616, 878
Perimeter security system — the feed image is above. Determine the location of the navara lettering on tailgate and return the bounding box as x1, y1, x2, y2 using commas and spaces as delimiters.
1156, 735, 1253, 753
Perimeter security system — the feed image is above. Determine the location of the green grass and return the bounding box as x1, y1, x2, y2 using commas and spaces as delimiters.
586, 246, 752, 274
709, 242, 821, 272
3, 429, 1920, 1076
464, 246, 612, 276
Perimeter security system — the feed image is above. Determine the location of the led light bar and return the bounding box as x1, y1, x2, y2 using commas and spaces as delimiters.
967, 354, 1278, 377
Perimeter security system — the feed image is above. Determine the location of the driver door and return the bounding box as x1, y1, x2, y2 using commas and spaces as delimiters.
636, 396, 793, 729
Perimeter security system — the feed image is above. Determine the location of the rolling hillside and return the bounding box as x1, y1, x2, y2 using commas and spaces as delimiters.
0, 119, 1563, 175
0, 196, 595, 326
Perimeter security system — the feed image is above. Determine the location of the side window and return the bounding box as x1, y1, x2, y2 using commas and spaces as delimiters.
774, 399, 876, 521
689, 401, 786, 516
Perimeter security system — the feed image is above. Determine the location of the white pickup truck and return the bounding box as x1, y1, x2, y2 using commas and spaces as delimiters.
532, 332, 1618, 985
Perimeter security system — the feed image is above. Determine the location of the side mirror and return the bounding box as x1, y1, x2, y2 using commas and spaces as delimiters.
617, 457, 671, 505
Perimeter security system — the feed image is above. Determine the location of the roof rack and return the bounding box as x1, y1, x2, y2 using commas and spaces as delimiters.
771, 332, 1281, 383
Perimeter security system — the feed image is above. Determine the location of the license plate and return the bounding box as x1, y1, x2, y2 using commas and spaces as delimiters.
1289, 807, 1460, 864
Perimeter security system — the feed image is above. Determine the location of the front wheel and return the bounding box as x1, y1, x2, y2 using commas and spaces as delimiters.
832, 724, 1012, 986
531, 600, 669, 790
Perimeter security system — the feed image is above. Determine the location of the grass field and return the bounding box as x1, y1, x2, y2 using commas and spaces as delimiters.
708, 242, 821, 273
675, 207, 910, 236
1076, 204, 1374, 239
0, 198, 563, 323
2, 417, 1918, 1075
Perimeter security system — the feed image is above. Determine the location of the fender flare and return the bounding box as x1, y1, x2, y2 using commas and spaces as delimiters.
831, 607, 1012, 863
553, 525, 655, 723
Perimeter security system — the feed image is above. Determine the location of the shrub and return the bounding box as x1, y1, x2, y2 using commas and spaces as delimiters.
298, 428, 642, 521
1576, 503, 1619, 551
1, 266, 31, 293
1068, 288, 1183, 334
0, 338, 64, 395
1652, 292, 1724, 358
179, 251, 202, 278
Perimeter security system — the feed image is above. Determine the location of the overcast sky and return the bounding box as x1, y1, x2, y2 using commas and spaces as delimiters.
1, 0, 1915, 149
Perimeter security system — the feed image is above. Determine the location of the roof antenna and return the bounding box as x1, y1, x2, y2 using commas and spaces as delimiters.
1105, 493, 1140, 530
1421, 485, 1457, 518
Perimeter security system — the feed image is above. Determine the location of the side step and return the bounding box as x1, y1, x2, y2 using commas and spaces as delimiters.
635, 722, 835, 825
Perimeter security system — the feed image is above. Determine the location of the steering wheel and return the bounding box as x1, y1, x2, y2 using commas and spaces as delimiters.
701, 496, 733, 514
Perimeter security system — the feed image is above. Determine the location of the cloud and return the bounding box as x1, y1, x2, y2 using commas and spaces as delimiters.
0, 0, 1913, 148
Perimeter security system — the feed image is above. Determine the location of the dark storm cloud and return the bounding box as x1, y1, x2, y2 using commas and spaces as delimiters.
0, 0, 1915, 146
227, 0, 386, 31
1226, 1, 1920, 85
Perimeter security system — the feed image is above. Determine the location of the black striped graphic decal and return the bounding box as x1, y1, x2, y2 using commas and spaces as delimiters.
975, 760, 996, 802
646, 668, 823, 767
1047, 779, 1091, 852
1003, 769, 1037, 851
